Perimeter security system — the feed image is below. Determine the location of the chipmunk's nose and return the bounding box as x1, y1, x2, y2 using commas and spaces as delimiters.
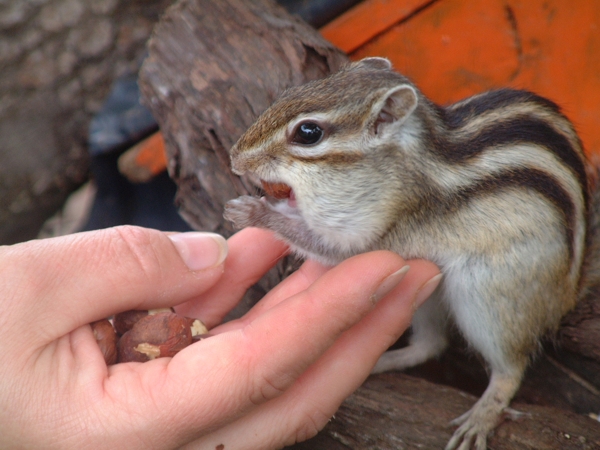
230, 156, 245, 175
229, 146, 251, 175
230, 145, 272, 175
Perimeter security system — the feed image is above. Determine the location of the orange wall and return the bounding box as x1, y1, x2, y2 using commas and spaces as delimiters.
322, 0, 600, 156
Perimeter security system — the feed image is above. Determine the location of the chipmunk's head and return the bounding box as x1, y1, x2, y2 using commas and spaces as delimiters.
229, 57, 426, 254
230, 57, 421, 173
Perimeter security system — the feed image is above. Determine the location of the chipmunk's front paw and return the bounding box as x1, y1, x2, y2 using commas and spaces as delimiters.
224, 196, 268, 229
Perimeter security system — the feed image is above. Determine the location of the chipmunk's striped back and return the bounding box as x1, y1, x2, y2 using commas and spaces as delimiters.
421, 88, 589, 281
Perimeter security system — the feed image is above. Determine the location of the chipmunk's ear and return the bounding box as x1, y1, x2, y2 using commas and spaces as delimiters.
351, 57, 392, 71
373, 85, 418, 135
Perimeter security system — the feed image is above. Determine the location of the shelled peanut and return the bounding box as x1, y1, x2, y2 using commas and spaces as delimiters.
92, 309, 209, 365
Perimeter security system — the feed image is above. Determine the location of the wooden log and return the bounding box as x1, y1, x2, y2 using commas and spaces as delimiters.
289, 373, 600, 450
560, 287, 600, 363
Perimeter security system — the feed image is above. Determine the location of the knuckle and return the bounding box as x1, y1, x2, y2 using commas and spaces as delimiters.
293, 409, 331, 443
248, 369, 292, 406
107, 226, 164, 284
241, 327, 297, 406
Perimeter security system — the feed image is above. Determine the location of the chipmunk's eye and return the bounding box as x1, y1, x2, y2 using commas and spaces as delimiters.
292, 122, 323, 145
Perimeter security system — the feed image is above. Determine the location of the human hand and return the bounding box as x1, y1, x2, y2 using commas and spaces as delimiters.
0, 226, 440, 449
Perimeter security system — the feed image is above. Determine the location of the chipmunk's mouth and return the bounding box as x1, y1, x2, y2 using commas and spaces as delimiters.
261, 180, 297, 208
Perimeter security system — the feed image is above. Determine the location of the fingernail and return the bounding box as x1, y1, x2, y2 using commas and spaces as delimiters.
168, 232, 228, 271
371, 265, 410, 304
414, 273, 443, 309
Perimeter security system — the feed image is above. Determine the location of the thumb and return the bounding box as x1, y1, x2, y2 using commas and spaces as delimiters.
0, 226, 227, 344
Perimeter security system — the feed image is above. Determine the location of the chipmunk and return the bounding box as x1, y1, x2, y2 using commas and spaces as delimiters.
224, 57, 600, 450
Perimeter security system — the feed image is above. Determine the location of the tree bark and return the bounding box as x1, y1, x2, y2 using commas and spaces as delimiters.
561, 286, 600, 362
289, 373, 600, 450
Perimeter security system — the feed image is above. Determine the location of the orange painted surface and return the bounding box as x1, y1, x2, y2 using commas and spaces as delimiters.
351, 0, 519, 101
133, 131, 168, 176
323, 0, 600, 156
320, 0, 432, 53
507, 1, 600, 156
